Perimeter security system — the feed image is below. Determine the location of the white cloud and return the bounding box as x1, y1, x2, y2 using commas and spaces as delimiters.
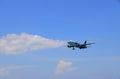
0, 33, 66, 54
0, 65, 32, 77
54, 60, 76, 78
0, 67, 9, 77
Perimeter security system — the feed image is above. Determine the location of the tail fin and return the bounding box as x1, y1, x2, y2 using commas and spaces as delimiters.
84, 40, 87, 45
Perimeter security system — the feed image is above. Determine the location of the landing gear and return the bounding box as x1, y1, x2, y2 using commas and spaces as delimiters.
72, 47, 75, 50
67, 45, 75, 50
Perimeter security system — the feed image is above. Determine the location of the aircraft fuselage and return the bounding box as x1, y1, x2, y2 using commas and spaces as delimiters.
67, 40, 94, 50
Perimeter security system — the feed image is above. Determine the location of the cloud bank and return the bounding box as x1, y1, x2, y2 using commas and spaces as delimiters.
0, 33, 66, 55
54, 60, 76, 78
0, 67, 8, 77
0, 65, 31, 77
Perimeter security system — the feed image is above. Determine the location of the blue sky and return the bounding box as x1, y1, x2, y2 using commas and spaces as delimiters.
0, 0, 120, 79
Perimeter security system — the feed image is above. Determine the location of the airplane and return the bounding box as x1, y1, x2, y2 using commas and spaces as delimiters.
67, 40, 95, 50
